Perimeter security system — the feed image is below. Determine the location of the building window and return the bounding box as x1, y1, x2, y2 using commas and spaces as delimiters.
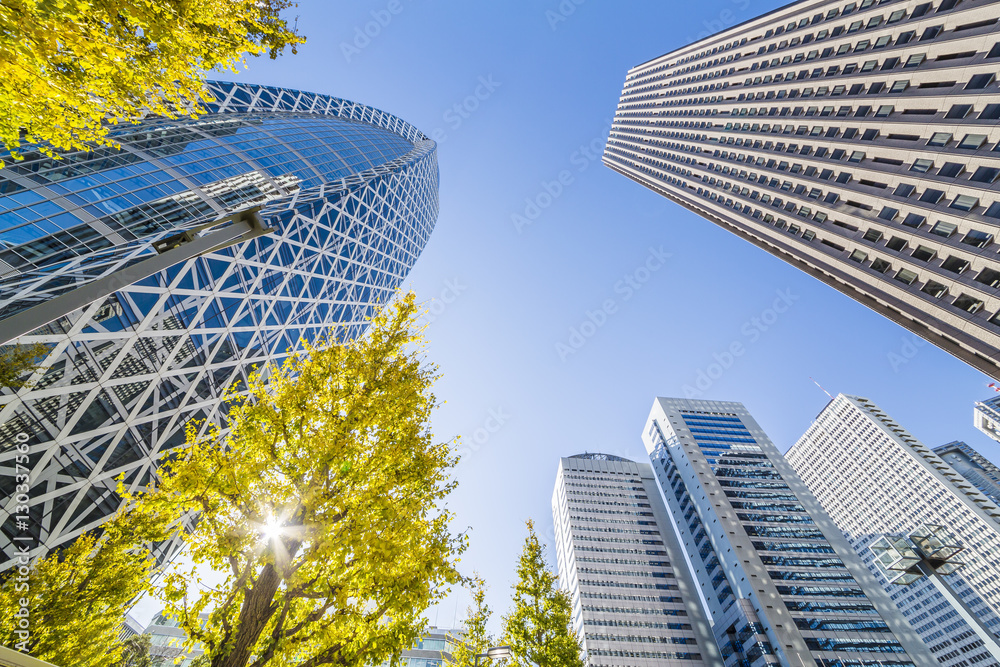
885, 237, 907, 252
927, 133, 952, 147
962, 229, 993, 248
950, 195, 979, 212
970, 167, 1000, 183
967, 73, 995, 90
871, 258, 892, 273
938, 162, 965, 178
920, 189, 945, 204
911, 245, 936, 262
921, 280, 947, 298
895, 269, 918, 285
877, 207, 898, 221
902, 213, 926, 228
958, 134, 988, 149
953, 294, 984, 313
911, 159, 933, 173
930, 221, 957, 237
875, 105, 893, 117
863, 229, 883, 243
903, 54, 926, 68
849, 249, 868, 263
981, 104, 1000, 120
941, 256, 969, 274
975, 268, 1000, 288
946, 104, 973, 119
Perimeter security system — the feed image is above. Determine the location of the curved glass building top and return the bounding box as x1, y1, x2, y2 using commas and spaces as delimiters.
0, 81, 439, 571
568, 452, 633, 462
0, 81, 425, 274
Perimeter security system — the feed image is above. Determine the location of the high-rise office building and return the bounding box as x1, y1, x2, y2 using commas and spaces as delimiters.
934, 440, 1000, 504
642, 397, 932, 667
974, 395, 1000, 443
552, 453, 722, 666
379, 628, 464, 667
605, 0, 1000, 379
0, 80, 438, 569
787, 394, 1000, 667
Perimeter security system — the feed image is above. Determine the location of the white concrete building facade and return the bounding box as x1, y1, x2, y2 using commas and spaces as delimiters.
788, 393, 1000, 667
605, 0, 1000, 379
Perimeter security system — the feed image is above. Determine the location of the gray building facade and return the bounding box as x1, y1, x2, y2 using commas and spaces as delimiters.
642, 397, 932, 667
605, 0, 1000, 379
934, 440, 1000, 505
787, 394, 1000, 667
552, 453, 722, 667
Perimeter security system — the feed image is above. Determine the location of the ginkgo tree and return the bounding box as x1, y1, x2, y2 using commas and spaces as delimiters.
447, 576, 494, 667
0, 0, 304, 161
501, 521, 583, 667
0, 509, 166, 667
128, 292, 466, 667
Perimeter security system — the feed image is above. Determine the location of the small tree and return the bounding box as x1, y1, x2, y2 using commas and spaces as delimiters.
448, 576, 493, 667
0, 342, 50, 390
131, 292, 465, 667
0, 0, 304, 162
501, 521, 583, 667
0, 511, 165, 667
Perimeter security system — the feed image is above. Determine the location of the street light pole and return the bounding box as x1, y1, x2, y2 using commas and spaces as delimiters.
869, 523, 1000, 657
474, 645, 512, 667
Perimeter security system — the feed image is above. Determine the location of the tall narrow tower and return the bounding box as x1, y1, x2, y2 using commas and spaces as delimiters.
787, 394, 1000, 666
552, 453, 722, 666
642, 397, 932, 667
605, 0, 1000, 379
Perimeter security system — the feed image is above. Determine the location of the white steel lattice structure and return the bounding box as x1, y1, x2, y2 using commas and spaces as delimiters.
0, 81, 439, 569
605, 0, 1000, 380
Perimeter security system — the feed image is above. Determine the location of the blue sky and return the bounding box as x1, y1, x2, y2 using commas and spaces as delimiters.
139, 0, 999, 635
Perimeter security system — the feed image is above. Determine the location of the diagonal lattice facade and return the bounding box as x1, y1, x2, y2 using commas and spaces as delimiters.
0, 81, 439, 569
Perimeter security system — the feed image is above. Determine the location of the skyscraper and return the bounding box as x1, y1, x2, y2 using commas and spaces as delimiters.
0, 80, 439, 569
974, 395, 1000, 443
605, 0, 1000, 379
552, 453, 722, 666
934, 440, 1000, 504
642, 397, 932, 667
787, 394, 1000, 667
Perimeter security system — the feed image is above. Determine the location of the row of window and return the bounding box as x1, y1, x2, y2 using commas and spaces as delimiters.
633, 0, 976, 95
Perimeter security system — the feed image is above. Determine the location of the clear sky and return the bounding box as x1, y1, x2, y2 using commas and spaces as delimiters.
137, 0, 1000, 635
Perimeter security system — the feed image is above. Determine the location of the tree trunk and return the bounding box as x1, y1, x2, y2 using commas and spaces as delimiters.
214, 563, 282, 667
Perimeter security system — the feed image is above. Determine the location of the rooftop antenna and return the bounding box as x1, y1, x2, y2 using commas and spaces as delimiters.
810, 377, 834, 400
